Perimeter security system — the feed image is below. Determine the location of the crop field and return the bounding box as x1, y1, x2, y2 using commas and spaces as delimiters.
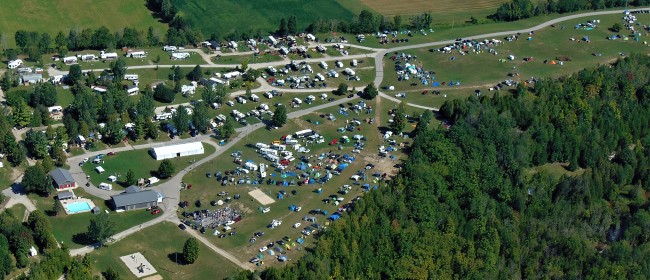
172, 0, 358, 35
0, 0, 166, 42
360, 0, 506, 18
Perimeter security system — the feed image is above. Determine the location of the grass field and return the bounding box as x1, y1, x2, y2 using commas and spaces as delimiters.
172, 0, 358, 35
0, 0, 166, 44
88, 222, 240, 279
381, 13, 650, 108
360, 0, 506, 18
80, 143, 216, 189
179, 97, 406, 265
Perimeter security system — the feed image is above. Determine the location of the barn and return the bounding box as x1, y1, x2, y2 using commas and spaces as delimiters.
49, 168, 77, 190
150, 142, 204, 160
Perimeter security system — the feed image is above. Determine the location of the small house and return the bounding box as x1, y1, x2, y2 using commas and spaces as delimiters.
49, 168, 77, 190
110, 186, 159, 211
29, 246, 37, 257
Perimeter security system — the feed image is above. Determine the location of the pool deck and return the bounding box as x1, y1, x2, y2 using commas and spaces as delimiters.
61, 198, 96, 215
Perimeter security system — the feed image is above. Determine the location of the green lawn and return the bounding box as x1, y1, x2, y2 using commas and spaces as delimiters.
526, 162, 586, 180
213, 53, 285, 65
0, 0, 166, 45
6, 204, 27, 222
50, 207, 159, 249
180, 97, 404, 263
0, 159, 15, 191
173, 0, 357, 35
80, 143, 215, 189
381, 13, 650, 107
88, 222, 240, 279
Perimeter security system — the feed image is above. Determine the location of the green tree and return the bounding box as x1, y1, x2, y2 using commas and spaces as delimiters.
611, 23, 622, 32
0, 236, 13, 279
192, 102, 210, 133
125, 169, 136, 186
27, 210, 57, 250
41, 155, 54, 172
136, 87, 156, 120
22, 163, 52, 196
12, 99, 32, 128
390, 101, 407, 133
337, 83, 349, 95
145, 118, 159, 139
182, 238, 200, 264
362, 83, 378, 100
171, 66, 183, 82
153, 83, 175, 103
393, 15, 403, 30
272, 105, 287, 127
278, 18, 288, 36
68, 64, 83, 84
52, 146, 67, 167
87, 212, 116, 245
132, 116, 145, 141
157, 159, 175, 179
187, 65, 203, 81
51, 199, 62, 216
25, 129, 49, 159
287, 15, 298, 35
1, 72, 11, 91
173, 105, 191, 134
110, 58, 127, 81
220, 116, 235, 139
104, 266, 120, 280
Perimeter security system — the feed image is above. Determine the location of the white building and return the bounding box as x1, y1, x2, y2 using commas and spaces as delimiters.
63, 56, 78, 64
128, 50, 147, 58
150, 142, 204, 160
8, 59, 22, 69
100, 52, 118, 59
171, 52, 190, 60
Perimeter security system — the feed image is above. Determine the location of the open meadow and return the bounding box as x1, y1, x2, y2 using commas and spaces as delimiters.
0, 0, 166, 42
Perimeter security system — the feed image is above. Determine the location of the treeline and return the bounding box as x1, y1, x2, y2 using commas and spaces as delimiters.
229, 54, 650, 279
492, 0, 650, 22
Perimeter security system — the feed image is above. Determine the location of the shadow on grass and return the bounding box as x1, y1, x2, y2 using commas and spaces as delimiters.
167, 252, 185, 265
72, 232, 95, 246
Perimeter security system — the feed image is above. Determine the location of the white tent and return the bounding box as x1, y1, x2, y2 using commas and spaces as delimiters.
95, 166, 105, 174
150, 142, 204, 160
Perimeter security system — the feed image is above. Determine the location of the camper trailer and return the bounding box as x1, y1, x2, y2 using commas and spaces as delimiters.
7, 59, 22, 69
163, 45, 178, 52
319, 61, 328, 69
63, 56, 77, 64
100, 52, 118, 60
171, 52, 190, 60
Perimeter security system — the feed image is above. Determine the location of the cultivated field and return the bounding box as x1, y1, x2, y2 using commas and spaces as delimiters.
0, 0, 166, 41
172, 0, 358, 35
360, 0, 507, 18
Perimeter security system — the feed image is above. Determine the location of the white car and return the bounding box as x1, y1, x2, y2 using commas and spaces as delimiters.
293, 223, 301, 228
226, 101, 235, 107
82, 158, 89, 162
262, 207, 271, 213
259, 246, 268, 252
225, 221, 235, 226
294, 206, 302, 212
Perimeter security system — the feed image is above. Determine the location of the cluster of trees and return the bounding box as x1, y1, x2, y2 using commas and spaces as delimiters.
305, 10, 432, 35
492, 0, 649, 22
231, 54, 650, 279
5, 83, 58, 127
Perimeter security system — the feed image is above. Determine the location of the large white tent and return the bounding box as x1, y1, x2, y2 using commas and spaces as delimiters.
150, 142, 204, 160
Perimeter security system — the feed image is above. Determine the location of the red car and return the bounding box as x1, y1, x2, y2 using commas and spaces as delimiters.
151, 209, 161, 215
107, 152, 116, 156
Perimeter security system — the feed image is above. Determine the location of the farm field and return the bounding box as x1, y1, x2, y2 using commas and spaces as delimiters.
381, 13, 650, 108
360, 0, 506, 19
0, 0, 166, 42
88, 222, 240, 279
178, 97, 406, 266
172, 0, 359, 35
80, 143, 216, 189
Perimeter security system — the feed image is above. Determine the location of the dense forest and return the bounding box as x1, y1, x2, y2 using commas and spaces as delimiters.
492, 0, 650, 22
229, 54, 650, 279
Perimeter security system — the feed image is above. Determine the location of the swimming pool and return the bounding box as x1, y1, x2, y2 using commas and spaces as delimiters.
66, 202, 92, 213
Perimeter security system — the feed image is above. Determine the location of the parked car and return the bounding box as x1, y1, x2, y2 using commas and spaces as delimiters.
178, 224, 187, 230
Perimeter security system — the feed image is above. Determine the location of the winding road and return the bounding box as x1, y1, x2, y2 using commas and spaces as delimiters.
34, 7, 648, 270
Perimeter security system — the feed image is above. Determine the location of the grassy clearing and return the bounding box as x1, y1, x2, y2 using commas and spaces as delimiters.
213, 53, 285, 65
527, 162, 586, 179
88, 221, 240, 279
173, 0, 357, 35
80, 143, 215, 189
382, 13, 650, 108
6, 204, 27, 221
179, 97, 406, 265
360, 0, 505, 17
0, 0, 166, 44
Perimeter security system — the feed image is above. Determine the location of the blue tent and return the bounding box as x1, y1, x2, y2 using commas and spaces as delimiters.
329, 213, 341, 221
432, 82, 440, 87
277, 193, 284, 199
289, 205, 297, 211
296, 238, 304, 244
362, 184, 370, 190
308, 179, 315, 184
282, 181, 288, 186
337, 163, 348, 171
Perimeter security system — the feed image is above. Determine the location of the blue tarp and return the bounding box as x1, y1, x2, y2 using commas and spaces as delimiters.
329, 213, 341, 221
277, 193, 284, 199
285, 172, 297, 177
362, 184, 370, 189
337, 163, 349, 171
296, 238, 304, 244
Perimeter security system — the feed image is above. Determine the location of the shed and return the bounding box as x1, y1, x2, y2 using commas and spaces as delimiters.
57, 190, 75, 200
49, 168, 76, 190
150, 142, 204, 160
20, 73, 44, 84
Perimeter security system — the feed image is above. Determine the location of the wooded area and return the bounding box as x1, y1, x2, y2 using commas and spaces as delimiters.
229, 54, 650, 279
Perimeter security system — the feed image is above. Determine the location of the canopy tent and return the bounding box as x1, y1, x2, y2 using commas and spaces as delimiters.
95, 166, 105, 174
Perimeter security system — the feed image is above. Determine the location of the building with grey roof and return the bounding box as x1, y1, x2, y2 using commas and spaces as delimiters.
49, 168, 77, 190
110, 186, 159, 211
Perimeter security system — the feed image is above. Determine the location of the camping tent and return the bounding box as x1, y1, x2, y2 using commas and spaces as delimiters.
95, 166, 105, 174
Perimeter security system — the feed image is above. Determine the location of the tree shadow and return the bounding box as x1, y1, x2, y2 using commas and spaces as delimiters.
72, 232, 94, 246
167, 252, 185, 265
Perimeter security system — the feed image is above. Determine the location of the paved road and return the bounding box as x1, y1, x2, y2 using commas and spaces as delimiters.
372, 8, 649, 111
67, 96, 357, 268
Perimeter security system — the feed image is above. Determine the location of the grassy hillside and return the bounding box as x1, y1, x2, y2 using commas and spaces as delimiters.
172, 0, 361, 35
0, 0, 166, 42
